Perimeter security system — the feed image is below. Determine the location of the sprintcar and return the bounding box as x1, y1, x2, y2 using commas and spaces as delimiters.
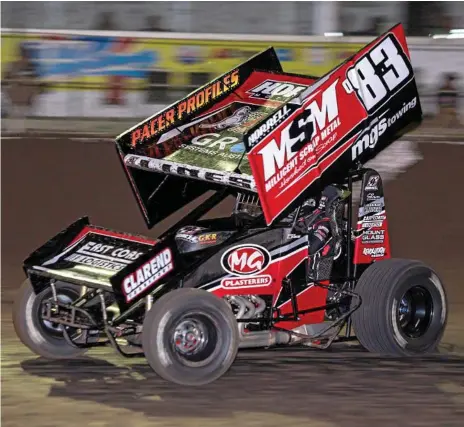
13, 24, 448, 386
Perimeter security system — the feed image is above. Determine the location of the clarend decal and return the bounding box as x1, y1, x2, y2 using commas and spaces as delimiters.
122, 248, 174, 302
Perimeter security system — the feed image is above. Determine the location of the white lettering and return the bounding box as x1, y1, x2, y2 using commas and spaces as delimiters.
351, 97, 417, 160
259, 80, 339, 181
344, 35, 411, 112
123, 248, 174, 302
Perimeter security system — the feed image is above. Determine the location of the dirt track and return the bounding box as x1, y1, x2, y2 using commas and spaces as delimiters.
2, 136, 464, 427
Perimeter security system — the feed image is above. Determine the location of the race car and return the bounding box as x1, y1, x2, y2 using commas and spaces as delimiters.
13, 24, 448, 386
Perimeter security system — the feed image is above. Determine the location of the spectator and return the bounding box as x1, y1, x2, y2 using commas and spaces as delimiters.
95, 12, 116, 31
365, 16, 387, 36
141, 15, 164, 32
436, 73, 461, 128
2, 43, 40, 133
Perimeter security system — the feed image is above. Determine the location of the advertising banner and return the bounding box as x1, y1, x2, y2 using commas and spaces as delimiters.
1, 31, 363, 118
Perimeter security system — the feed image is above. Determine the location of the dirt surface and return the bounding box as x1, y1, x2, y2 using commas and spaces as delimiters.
2, 136, 464, 427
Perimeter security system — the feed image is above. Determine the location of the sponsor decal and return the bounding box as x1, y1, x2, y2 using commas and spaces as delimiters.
176, 233, 198, 243
354, 169, 390, 264
72, 241, 144, 261
364, 213, 386, 221
125, 154, 256, 191
362, 202, 384, 215
220, 244, 271, 276
362, 247, 386, 258
62, 240, 145, 272
198, 233, 218, 244
130, 69, 240, 146
247, 80, 308, 102
176, 226, 205, 243
177, 225, 205, 235
362, 229, 385, 243
247, 105, 293, 148
351, 97, 417, 160
362, 221, 384, 229
199, 106, 252, 130
122, 248, 174, 302
257, 79, 341, 191
64, 253, 126, 271
221, 274, 272, 288
184, 133, 242, 155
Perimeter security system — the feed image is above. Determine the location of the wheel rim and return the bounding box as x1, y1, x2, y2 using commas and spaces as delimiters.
37, 288, 80, 339
171, 313, 218, 364
41, 294, 73, 333
396, 285, 434, 339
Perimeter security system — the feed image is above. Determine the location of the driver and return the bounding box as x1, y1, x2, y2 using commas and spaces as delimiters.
293, 185, 347, 281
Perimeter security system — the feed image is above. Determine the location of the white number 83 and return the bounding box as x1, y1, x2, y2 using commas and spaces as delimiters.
344, 35, 412, 112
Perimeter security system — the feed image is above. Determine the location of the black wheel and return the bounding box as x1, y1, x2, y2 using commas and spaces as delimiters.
142, 288, 239, 386
13, 279, 87, 359
351, 259, 447, 355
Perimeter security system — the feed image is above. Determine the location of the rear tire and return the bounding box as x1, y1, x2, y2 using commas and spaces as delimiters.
142, 288, 239, 386
13, 280, 88, 359
351, 259, 447, 355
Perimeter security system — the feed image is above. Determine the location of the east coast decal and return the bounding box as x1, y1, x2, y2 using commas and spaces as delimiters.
122, 248, 174, 302
220, 244, 272, 288
64, 241, 143, 271
42, 234, 151, 273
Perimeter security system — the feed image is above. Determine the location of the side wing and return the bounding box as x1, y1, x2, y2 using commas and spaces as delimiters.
245, 23, 422, 225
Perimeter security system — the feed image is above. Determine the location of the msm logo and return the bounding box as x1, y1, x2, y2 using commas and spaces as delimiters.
258, 79, 340, 181
220, 244, 271, 276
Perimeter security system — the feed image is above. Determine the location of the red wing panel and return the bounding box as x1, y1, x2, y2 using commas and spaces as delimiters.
245, 24, 422, 225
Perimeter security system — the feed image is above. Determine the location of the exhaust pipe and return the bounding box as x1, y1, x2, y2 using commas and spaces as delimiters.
228, 295, 292, 348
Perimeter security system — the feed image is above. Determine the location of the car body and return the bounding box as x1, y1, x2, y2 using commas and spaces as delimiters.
14, 24, 448, 386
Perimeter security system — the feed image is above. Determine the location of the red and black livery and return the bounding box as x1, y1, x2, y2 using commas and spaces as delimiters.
14, 24, 448, 386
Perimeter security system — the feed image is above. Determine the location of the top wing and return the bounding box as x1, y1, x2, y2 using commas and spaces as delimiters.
115, 24, 421, 229
115, 48, 317, 228
244, 23, 422, 225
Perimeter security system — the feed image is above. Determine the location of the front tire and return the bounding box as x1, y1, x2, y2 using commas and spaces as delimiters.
142, 288, 239, 386
13, 279, 88, 359
351, 259, 447, 355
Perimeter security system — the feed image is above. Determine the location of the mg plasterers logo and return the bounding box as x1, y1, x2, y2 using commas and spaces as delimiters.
220, 244, 272, 289
221, 244, 271, 275
247, 80, 308, 102
122, 248, 174, 302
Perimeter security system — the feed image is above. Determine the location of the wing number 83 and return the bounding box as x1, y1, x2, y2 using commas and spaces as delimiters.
342, 34, 413, 113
